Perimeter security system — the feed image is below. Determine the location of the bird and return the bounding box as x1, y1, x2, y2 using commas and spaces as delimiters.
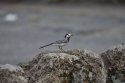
39, 33, 72, 51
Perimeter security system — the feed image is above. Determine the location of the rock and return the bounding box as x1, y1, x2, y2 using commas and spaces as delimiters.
0, 64, 24, 72
101, 44, 125, 83
4, 13, 18, 22
1, 45, 125, 83
0, 64, 27, 83
20, 49, 106, 83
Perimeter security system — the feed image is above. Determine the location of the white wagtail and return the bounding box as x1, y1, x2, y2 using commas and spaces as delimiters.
39, 33, 72, 51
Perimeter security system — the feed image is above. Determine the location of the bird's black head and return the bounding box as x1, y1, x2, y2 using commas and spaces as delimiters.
64, 33, 72, 38
64, 33, 72, 42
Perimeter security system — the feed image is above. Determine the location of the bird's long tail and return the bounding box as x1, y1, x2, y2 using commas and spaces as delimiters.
39, 43, 53, 49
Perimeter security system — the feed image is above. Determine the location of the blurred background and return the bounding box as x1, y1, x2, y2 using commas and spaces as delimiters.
0, 0, 125, 64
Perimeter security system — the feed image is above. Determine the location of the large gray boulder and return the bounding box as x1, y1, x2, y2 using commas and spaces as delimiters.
20, 49, 106, 83
101, 44, 125, 83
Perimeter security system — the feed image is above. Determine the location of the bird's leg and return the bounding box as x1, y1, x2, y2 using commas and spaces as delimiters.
58, 46, 62, 50
60, 46, 64, 51
58, 46, 64, 52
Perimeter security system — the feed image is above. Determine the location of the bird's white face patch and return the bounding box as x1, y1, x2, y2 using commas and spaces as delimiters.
66, 34, 72, 38
68, 34, 71, 36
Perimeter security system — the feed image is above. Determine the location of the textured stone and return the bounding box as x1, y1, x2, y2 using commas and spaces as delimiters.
101, 44, 125, 83
20, 49, 106, 83
0, 64, 27, 83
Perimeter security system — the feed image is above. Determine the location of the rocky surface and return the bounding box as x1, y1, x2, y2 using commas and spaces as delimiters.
0, 64, 27, 83
101, 44, 125, 83
1, 44, 125, 83
19, 49, 106, 83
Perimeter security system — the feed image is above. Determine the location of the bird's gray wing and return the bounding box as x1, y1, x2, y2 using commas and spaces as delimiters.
53, 39, 67, 44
